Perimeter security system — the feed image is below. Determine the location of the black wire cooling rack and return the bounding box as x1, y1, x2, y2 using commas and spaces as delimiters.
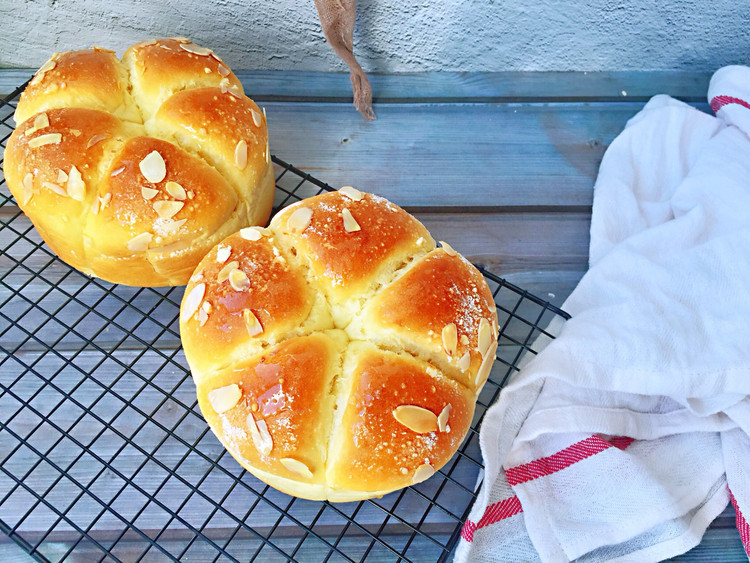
0, 82, 570, 562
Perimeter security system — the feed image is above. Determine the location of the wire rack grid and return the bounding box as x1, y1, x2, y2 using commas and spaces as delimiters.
0, 82, 570, 562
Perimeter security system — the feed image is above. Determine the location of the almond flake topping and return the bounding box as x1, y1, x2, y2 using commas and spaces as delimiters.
280, 458, 313, 479
437, 404, 452, 433
165, 181, 186, 200
139, 150, 166, 183
42, 182, 66, 197
34, 113, 50, 131
416, 236, 425, 246
460, 334, 470, 345
478, 318, 493, 357
440, 241, 457, 257
141, 186, 159, 200
91, 198, 100, 215
243, 309, 263, 336
247, 414, 273, 455
86, 134, 108, 150
217, 260, 239, 283
66, 166, 85, 202
342, 208, 361, 233
339, 185, 364, 201
393, 405, 438, 434
251, 108, 262, 128
127, 232, 152, 252
218, 64, 230, 76
179, 42, 213, 56
159, 218, 187, 236
208, 384, 241, 414
239, 227, 262, 241
229, 268, 250, 291
153, 200, 183, 220
197, 307, 208, 326
111, 165, 126, 177
287, 207, 312, 233
181, 283, 206, 322
234, 140, 248, 169
21, 173, 33, 205
216, 245, 231, 263
475, 341, 497, 387
457, 351, 471, 371
30, 58, 56, 85
138, 39, 157, 47
29, 133, 62, 148
57, 169, 68, 184
413, 462, 435, 484
442, 323, 458, 356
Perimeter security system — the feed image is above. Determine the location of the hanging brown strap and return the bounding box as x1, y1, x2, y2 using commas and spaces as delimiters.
314, 0, 376, 120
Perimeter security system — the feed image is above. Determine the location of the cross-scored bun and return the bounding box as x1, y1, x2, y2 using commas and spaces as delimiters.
3, 39, 274, 286
181, 189, 498, 501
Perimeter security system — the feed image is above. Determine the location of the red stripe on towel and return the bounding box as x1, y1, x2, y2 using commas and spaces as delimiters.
710, 95, 750, 114
730, 490, 750, 556
461, 495, 523, 542
461, 435, 634, 543
506, 435, 634, 486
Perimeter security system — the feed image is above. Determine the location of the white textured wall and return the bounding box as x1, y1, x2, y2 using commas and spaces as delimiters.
1, 0, 749, 72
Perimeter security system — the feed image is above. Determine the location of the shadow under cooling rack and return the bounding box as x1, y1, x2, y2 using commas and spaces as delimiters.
0, 83, 569, 562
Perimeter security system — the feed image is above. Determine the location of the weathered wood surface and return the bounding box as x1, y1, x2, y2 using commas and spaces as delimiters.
0, 70, 741, 561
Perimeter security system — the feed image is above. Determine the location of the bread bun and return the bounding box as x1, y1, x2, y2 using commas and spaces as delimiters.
180, 189, 498, 501
3, 39, 274, 286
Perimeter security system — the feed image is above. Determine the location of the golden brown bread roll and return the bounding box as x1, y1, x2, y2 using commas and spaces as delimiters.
180, 189, 499, 501
3, 39, 274, 286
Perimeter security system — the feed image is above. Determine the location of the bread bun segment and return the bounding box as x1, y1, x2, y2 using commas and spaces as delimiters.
4, 39, 273, 286
182, 189, 498, 501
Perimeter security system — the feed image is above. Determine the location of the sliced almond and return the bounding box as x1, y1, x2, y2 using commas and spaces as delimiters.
413, 462, 435, 484
159, 218, 187, 236
165, 181, 186, 200
437, 404, 452, 433
56, 169, 68, 184
218, 64, 230, 76
111, 165, 125, 177
247, 414, 273, 455
229, 268, 250, 291
28, 133, 62, 148
197, 307, 209, 326
393, 405, 438, 434
99, 193, 112, 208
202, 301, 212, 314
179, 42, 213, 56
416, 236, 425, 246
153, 200, 183, 220
86, 134, 108, 149
286, 207, 312, 233
251, 108, 262, 128
141, 186, 159, 200
442, 323, 458, 356
478, 318, 493, 358
25, 112, 50, 136
216, 245, 231, 263
440, 241, 457, 257
139, 150, 167, 183
30, 58, 56, 85
460, 334, 470, 345
21, 173, 34, 205
42, 182, 67, 197
280, 458, 313, 479
342, 208, 361, 233
239, 227, 262, 241
243, 309, 263, 336
475, 341, 498, 388
207, 384, 241, 414
339, 185, 364, 201
234, 140, 248, 169
457, 351, 471, 371
138, 38, 158, 47
181, 283, 206, 322
127, 232, 152, 252
66, 165, 85, 202
90, 198, 100, 215
217, 260, 239, 283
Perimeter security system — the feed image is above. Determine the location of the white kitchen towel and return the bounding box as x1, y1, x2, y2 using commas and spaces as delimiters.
456, 65, 750, 562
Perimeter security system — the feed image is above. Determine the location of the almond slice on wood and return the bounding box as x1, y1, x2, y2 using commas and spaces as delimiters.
342, 208, 361, 233
286, 207, 312, 233
393, 405, 438, 433
413, 462, 435, 484
208, 384, 241, 413
139, 150, 166, 183
442, 323, 457, 356
339, 185, 364, 201
181, 283, 206, 322
437, 404, 452, 433
127, 232, 152, 252
280, 458, 313, 479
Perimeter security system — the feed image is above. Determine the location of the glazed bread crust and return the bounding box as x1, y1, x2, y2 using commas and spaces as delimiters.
4, 39, 273, 286
181, 189, 499, 501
